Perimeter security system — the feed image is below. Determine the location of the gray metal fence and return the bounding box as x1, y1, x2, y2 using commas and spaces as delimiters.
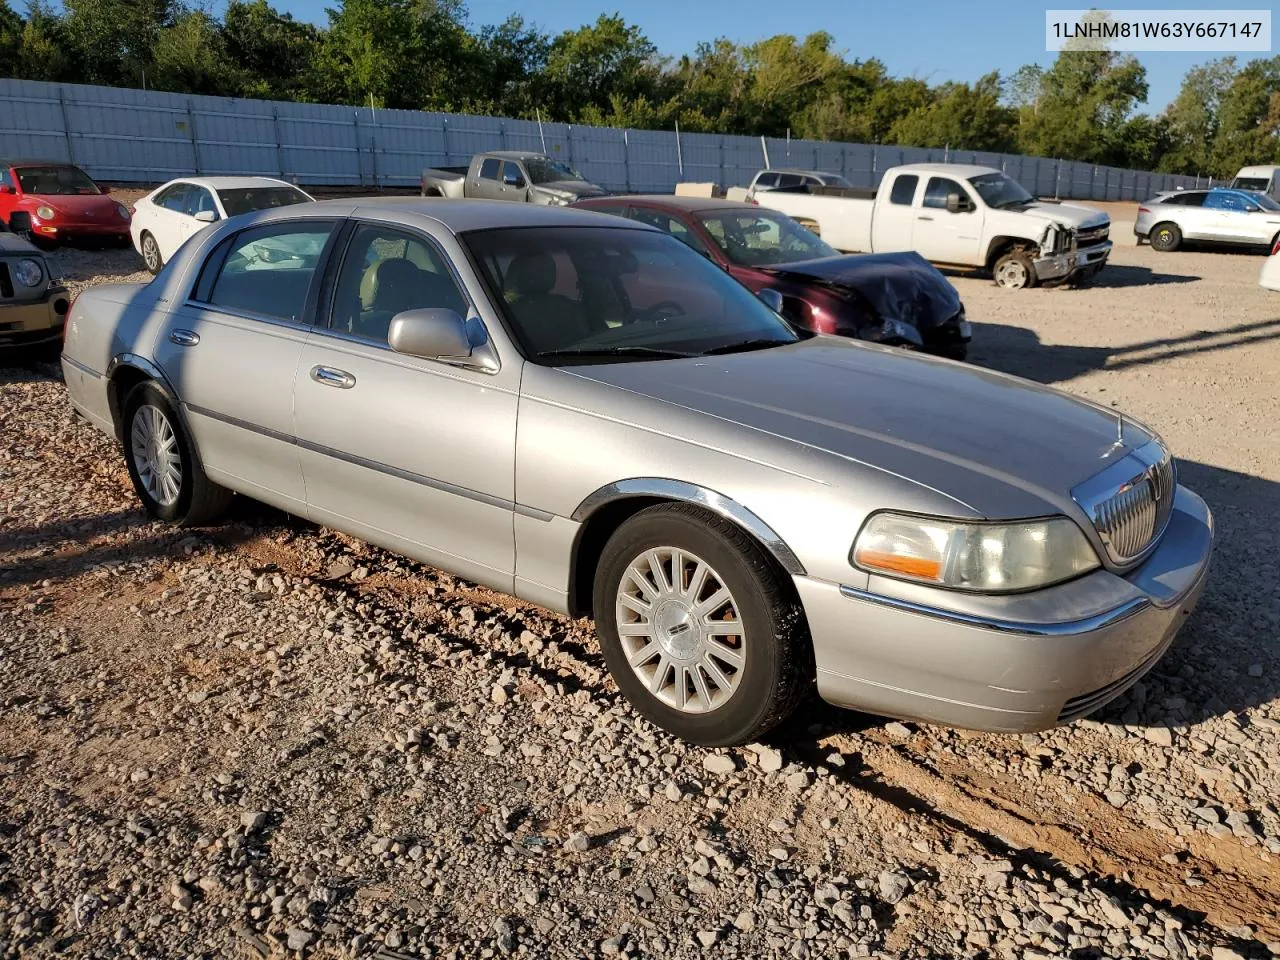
0, 78, 1213, 200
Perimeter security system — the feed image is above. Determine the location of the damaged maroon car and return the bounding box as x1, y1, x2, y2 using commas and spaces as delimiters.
572, 194, 971, 360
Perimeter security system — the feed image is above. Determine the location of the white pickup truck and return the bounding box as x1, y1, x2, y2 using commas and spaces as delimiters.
752, 163, 1113, 289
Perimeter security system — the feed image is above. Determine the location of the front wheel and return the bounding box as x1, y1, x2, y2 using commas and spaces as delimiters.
122, 381, 231, 525
140, 232, 163, 274
993, 250, 1037, 290
593, 503, 812, 746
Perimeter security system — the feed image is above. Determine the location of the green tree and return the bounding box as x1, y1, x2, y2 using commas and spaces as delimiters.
539, 15, 662, 122
62, 0, 174, 86
888, 72, 1016, 151
150, 8, 240, 94
1209, 56, 1280, 175
1160, 58, 1237, 174
0, 0, 22, 67
16, 1, 72, 80
467, 15, 549, 115
222, 0, 321, 101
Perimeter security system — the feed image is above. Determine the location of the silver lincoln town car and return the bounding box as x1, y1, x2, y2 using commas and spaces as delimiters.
60, 199, 1214, 746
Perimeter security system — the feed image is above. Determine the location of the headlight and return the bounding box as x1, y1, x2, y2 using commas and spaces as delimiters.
852, 512, 1099, 593
12, 258, 43, 287
36, 204, 56, 220
115, 203, 131, 220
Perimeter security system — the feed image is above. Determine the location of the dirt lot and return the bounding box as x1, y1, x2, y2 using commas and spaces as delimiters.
2, 240, 1279, 959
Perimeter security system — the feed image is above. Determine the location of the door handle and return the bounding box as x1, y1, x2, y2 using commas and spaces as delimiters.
169, 329, 200, 346
916, 216, 934, 221
310, 365, 356, 389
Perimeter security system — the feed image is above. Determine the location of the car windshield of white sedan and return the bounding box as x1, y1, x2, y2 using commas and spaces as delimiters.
698, 211, 837, 267
15, 165, 100, 196
465, 227, 800, 363
217, 187, 311, 217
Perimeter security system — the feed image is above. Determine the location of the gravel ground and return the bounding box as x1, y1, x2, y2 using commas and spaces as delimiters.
2, 241, 1279, 959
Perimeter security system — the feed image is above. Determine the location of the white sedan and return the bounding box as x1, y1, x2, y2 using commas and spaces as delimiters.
1263, 237, 1280, 292
130, 177, 313, 274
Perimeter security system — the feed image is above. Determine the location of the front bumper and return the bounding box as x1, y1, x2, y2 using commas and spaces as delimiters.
32, 219, 130, 242
0, 284, 70, 347
1033, 241, 1113, 282
801, 485, 1213, 732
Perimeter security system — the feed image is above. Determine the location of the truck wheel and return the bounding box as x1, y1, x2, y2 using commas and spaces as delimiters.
993, 250, 1037, 290
592, 503, 812, 746
1150, 223, 1181, 252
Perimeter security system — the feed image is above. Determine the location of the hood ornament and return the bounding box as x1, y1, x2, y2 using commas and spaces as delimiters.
1103, 413, 1125, 458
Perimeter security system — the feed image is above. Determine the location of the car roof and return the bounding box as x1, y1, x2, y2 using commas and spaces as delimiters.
160, 176, 301, 191
478, 151, 556, 161
260, 197, 652, 232
890, 163, 1004, 178
576, 194, 758, 214
759, 168, 841, 177
1234, 166, 1279, 177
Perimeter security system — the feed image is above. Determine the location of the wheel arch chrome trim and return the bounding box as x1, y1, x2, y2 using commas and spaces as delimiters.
570, 479, 806, 576
838, 584, 1150, 637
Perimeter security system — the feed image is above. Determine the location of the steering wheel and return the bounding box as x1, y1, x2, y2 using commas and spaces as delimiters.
635, 300, 687, 323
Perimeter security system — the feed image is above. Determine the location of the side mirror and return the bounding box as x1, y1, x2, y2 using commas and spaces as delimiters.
504, 172, 526, 188
193, 209, 218, 223
757, 288, 784, 314
388, 308, 473, 361
8, 211, 32, 234
945, 192, 973, 214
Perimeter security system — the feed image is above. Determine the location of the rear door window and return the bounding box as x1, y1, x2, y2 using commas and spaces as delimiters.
888, 175, 919, 205
156, 184, 191, 212
777, 173, 804, 188
199, 222, 336, 322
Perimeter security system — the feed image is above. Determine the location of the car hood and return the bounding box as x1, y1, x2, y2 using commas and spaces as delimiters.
1008, 201, 1109, 230
759, 251, 962, 330
531, 181, 607, 198
0, 232, 39, 254
28, 193, 123, 220
566, 336, 1152, 520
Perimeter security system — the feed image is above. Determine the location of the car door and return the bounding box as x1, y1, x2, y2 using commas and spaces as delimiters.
1163, 192, 1209, 239
469, 157, 503, 201
152, 218, 341, 514
1230, 195, 1280, 244
0, 167, 16, 224
869, 172, 919, 252
1200, 191, 1252, 242
911, 176, 983, 264
176, 185, 219, 251
149, 184, 195, 261
498, 161, 530, 201
293, 219, 519, 592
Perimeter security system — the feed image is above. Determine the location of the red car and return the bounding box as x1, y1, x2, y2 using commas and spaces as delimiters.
0, 159, 132, 248
572, 195, 970, 359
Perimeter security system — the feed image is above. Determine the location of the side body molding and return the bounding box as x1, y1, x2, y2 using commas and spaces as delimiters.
570, 478, 807, 576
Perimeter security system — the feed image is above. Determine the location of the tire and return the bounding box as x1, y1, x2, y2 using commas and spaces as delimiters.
122, 381, 231, 526
592, 503, 812, 746
140, 232, 163, 275
992, 250, 1037, 290
1149, 222, 1181, 252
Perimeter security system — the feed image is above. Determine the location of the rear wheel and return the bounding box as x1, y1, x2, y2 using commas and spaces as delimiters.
1149, 222, 1181, 252
122, 381, 231, 525
140, 232, 163, 274
993, 250, 1037, 290
593, 503, 812, 746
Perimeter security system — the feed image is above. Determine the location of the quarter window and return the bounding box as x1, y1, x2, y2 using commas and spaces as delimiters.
478, 158, 501, 181
923, 177, 964, 210
201, 222, 335, 321
329, 224, 468, 343
754, 172, 779, 188
888, 175, 918, 206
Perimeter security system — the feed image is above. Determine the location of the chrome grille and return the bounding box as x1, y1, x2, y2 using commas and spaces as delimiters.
1077, 226, 1110, 246
1073, 441, 1176, 566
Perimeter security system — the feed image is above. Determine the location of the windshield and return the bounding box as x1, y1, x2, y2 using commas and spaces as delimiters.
1244, 191, 1280, 211
698, 210, 837, 266
465, 226, 799, 365
1233, 177, 1271, 193
217, 186, 312, 217
969, 172, 1035, 209
15, 165, 100, 196
524, 158, 585, 185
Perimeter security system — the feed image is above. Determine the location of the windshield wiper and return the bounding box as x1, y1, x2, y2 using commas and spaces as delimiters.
537, 345, 698, 361
700, 338, 794, 356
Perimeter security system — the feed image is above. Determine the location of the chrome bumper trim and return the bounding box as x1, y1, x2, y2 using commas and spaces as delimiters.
837, 584, 1150, 637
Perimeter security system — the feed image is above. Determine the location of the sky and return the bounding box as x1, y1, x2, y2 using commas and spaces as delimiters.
266, 0, 1274, 113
